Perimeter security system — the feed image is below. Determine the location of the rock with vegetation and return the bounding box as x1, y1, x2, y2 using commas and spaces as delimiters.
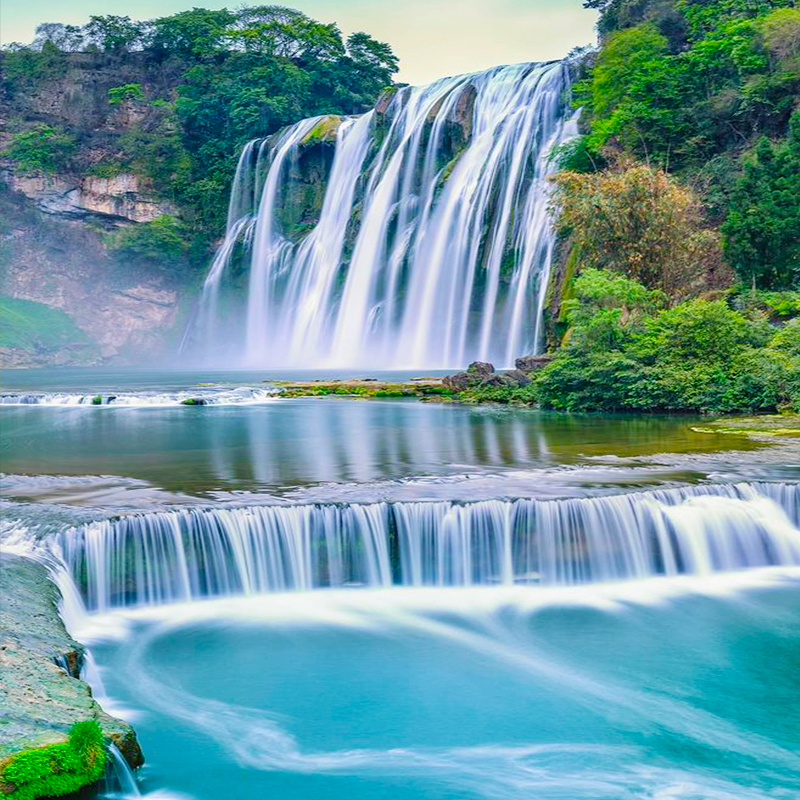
0, 552, 143, 797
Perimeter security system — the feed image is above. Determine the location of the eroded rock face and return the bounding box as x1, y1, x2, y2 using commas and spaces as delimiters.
1, 189, 180, 365
3, 171, 177, 223
0, 554, 143, 770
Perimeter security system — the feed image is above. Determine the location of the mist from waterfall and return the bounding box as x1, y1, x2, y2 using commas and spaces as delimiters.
182, 61, 577, 368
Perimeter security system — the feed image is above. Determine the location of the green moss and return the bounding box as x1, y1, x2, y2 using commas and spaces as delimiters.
0, 296, 98, 355
0, 721, 106, 800
181, 398, 204, 405
276, 381, 455, 399
300, 115, 342, 146
91, 396, 102, 405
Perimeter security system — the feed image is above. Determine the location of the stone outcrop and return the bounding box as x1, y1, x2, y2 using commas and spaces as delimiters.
3, 172, 177, 224
443, 361, 531, 392
0, 553, 143, 777
515, 355, 555, 373
1, 188, 181, 365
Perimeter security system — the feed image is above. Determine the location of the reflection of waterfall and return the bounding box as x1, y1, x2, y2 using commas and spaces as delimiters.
183, 61, 577, 368
50, 483, 800, 610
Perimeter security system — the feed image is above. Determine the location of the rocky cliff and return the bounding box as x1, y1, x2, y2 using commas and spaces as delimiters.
0, 52, 190, 367
0, 552, 143, 788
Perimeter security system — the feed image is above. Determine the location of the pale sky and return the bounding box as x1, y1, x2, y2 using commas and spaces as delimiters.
0, 0, 598, 85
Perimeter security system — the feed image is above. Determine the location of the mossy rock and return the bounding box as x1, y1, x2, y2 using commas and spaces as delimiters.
0, 721, 106, 800
301, 115, 342, 146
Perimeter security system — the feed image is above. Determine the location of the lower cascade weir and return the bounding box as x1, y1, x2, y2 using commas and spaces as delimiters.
53, 483, 800, 611
182, 61, 578, 368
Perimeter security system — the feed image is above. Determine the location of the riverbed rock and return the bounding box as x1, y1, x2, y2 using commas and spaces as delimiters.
466, 361, 495, 376
0, 553, 143, 777
505, 369, 532, 387
442, 372, 473, 391
515, 355, 554, 373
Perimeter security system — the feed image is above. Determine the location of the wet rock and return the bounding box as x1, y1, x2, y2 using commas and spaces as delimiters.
505, 369, 531, 387
442, 372, 473, 391
480, 373, 517, 388
467, 361, 495, 376
0, 554, 143, 770
515, 355, 554, 373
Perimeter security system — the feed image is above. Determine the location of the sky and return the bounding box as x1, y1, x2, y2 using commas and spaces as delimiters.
0, 0, 598, 85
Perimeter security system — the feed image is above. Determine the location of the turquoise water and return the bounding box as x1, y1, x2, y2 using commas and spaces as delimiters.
2, 369, 799, 800
85, 577, 800, 800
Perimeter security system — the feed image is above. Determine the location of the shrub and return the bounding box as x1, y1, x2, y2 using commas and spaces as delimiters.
108, 83, 145, 104
108, 215, 190, 271
3, 125, 75, 175
532, 269, 797, 413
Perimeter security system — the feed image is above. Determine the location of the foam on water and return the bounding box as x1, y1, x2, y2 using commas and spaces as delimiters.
0, 387, 277, 407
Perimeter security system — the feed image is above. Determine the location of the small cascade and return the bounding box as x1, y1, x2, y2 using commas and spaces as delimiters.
51, 483, 800, 611
104, 743, 140, 798
184, 61, 578, 368
0, 388, 277, 407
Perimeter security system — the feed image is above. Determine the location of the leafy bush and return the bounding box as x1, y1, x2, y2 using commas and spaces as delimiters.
108, 83, 144, 104
3, 125, 75, 175
533, 269, 798, 413
0, 721, 106, 800
108, 215, 190, 271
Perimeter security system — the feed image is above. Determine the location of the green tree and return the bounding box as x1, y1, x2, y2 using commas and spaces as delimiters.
722, 112, 800, 289
147, 8, 235, 59
84, 15, 145, 53
4, 125, 75, 174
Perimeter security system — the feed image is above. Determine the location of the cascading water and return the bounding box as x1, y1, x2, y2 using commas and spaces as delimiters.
47, 483, 800, 611
182, 61, 578, 368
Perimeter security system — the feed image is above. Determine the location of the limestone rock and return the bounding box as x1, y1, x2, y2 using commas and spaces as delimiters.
3, 171, 177, 223
467, 361, 495, 376
0, 553, 143, 769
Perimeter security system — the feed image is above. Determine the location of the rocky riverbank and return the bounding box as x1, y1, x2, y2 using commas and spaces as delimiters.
0, 553, 142, 798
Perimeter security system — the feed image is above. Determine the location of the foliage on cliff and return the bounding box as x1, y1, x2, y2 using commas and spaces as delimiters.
571, 0, 799, 291
0, 6, 399, 262
0, 721, 105, 800
551, 163, 727, 297
528, 0, 800, 412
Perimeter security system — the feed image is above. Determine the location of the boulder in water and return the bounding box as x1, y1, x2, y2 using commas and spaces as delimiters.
467, 361, 495, 376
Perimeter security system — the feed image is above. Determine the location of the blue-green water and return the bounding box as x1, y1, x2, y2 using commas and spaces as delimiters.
2, 369, 800, 800
85, 578, 800, 800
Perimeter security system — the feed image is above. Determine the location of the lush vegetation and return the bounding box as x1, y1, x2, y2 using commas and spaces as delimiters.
535, 269, 799, 413
0, 721, 106, 800
4, 125, 76, 176
1, 6, 398, 262
533, 0, 800, 413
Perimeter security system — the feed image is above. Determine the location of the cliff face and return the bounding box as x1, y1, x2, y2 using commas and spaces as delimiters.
0, 52, 189, 367
1, 187, 183, 366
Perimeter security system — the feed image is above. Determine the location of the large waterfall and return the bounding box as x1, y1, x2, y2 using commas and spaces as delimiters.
183, 61, 577, 368
50, 483, 800, 611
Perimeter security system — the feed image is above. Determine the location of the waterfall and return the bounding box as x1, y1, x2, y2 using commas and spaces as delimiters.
49, 483, 800, 611
183, 61, 578, 368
